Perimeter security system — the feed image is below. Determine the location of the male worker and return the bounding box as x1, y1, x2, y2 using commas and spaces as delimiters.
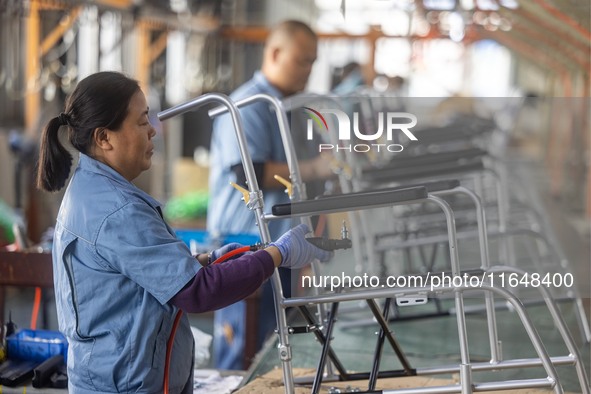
208, 20, 333, 369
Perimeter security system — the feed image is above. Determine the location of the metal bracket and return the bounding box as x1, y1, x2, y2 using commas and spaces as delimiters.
277, 344, 292, 361
396, 294, 429, 306
288, 325, 319, 334
246, 190, 264, 211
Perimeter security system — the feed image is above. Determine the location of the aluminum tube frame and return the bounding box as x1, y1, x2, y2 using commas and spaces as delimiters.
372, 194, 578, 280
208, 93, 336, 375
433, 187, 500, 362
379, 187, 586, 390
276, 195, 475, 393
161, 94, 579, 393
426, 195, 472, 394
379, 378, 554, 394
262, 195, 430, 393
486, 265, 590, 394
373, 192, 589, 344
158, 93, 295, 393
374, 225, 570, 259
347, 185, 501, 363
417, 355, 576, 375
358, 167, 506, 268
262, 196, 430, 222
282, 284, 563, 394
340, 264, 589, 391
208, 94, 306, 202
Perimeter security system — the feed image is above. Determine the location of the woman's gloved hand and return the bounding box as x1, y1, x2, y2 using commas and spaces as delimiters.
209, 242, 247, 264
270, 224, 333, 269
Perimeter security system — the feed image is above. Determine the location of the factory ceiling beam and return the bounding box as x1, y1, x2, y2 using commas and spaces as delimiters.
500, 7, 590, 54
94, 0, 136, 9
219, 26, 448, 42
493, 0, 587, 72
219, 25, 449, 78
40, 6, 82, 56
508, 23, 590, 74
23, 0, 219, 127
496, 5, 590, 75
148, 30, 169, 64
25, 1, 83, 131
476, 28, 572, 91
529, 0, 590, 42
513, 2, 590, 48
135, 23, 169, 94
138, 9, 219, 33
25, 0, 41, 131
478, 28, 587, 211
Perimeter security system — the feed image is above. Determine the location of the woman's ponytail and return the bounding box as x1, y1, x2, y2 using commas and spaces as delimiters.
36, 116, 73, 192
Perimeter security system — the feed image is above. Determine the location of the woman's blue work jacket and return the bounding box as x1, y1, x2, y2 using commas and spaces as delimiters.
52, 154, 200, 393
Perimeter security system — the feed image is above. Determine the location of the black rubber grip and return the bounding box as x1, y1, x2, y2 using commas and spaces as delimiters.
272, 186, 428, 216
339, 180, 460, 196
379, 148, 487, 169
364, 160, 484, 184
306, 237, 353, 251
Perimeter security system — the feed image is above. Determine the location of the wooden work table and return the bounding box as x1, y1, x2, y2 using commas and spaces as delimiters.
0, 250, 261, 368
0, 250, 53, 330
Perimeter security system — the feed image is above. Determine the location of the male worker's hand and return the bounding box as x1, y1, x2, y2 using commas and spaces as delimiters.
271, 224, 333, 269
300, 152, 336, 181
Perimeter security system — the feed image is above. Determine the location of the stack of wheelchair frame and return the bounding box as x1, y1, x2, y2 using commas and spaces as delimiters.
300, 95, 590, 336
158, 92, 590, 394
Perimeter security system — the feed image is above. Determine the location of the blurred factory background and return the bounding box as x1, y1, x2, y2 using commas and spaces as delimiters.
0, 0, 588, 242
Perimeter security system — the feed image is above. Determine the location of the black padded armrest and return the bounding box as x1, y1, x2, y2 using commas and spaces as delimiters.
364, 159, 484, 184
409, 179, 460, 193
413, 117, 496, 144
382, 147, 487, 169
271, 186, 428, 216
328, 180, 461, 199
360, 180, 460, 194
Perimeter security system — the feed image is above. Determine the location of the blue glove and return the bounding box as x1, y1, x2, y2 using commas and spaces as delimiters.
209, 242, 247, 264
270, 224, 333, 269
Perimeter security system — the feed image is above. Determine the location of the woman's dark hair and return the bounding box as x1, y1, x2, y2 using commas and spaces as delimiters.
36, 71, 140, 192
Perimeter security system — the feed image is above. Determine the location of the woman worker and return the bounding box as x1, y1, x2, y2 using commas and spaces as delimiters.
36, 71, 331, 393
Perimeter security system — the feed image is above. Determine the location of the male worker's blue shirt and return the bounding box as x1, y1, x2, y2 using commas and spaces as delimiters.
207, 71, 291, 240
53, 154, 199, 393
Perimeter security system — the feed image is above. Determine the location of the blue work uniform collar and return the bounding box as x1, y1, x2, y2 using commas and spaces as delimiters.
77, 153, 161, 209
252, 71, 284, 99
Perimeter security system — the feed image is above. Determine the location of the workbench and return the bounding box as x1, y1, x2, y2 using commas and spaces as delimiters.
0, 251, 53, 336
0, 384, 64, 393
0, 369, 245, 393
